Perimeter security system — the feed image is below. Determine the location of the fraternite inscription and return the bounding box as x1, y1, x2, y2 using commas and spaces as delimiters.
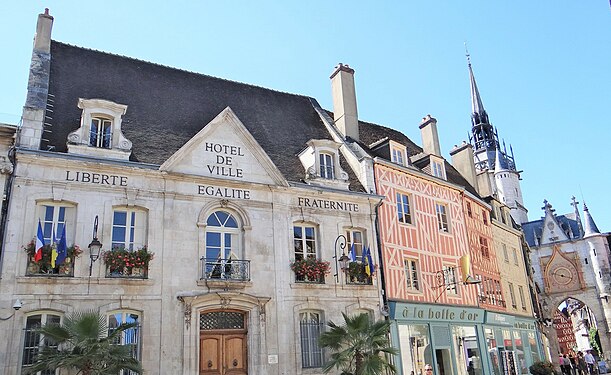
205, 142, 245, 178
298, 197, 359, 212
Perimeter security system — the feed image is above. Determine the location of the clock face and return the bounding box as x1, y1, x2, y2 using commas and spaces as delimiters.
552, 266, 574, 285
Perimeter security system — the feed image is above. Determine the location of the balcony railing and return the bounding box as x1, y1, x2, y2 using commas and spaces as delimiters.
295, 273, 326, 284
26, 257, 75, 277
106, 266, 148, 279
345, 261, 373, 285
200, 258, 250, 282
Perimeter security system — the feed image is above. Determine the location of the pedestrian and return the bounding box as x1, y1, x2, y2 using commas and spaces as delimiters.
569, 353, 577, 375
560, 354, 571, 375
577, 351, 587, 375
584, 350, 596, 374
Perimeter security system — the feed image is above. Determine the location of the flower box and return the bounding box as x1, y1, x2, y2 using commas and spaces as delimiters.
103, 247, 154, 279
346, 261, 373, 285
23, 241, 82, 277
290, 258, 330, 284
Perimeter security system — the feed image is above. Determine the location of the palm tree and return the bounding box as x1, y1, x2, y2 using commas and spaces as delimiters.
26, 310, 142, 375
319, 312, 398, 375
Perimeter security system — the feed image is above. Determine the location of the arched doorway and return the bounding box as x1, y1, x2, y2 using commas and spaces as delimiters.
199, 310, 248, 375
553, 298, 602, 356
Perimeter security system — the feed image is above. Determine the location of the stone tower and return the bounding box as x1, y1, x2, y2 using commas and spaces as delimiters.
466, 53, 528, 224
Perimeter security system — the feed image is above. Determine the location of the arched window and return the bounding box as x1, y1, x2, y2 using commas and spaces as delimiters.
206, 210, 241, 260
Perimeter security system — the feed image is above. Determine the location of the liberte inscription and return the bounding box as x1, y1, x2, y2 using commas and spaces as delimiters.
205, 142, 245, 178
65, 171, 127, 186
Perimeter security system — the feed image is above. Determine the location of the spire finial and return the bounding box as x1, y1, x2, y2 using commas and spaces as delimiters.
465, 42, 472, 67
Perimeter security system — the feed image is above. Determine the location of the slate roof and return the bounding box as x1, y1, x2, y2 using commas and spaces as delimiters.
46, 41, 364, 191
522, 214, 583, 247
358, 120, 480, 197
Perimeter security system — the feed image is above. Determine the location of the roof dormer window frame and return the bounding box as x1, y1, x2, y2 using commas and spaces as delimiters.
298, 139, 349, 189
389, 140, 407, 166
430, 156, 446, 180
67, 98, 132, 160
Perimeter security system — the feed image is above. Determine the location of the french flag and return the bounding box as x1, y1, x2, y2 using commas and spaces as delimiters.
34, 220, 45, 262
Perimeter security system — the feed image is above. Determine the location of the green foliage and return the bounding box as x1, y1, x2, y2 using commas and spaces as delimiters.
319, 312, 398, 375
290, 258, 330, 280
26, 310, 143, 375
102, 246, 154, 273
529, 361, 558, 375
589, 327, 602, 356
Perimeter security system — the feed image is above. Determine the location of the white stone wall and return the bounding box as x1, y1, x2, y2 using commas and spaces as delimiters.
0, 146, 383, 375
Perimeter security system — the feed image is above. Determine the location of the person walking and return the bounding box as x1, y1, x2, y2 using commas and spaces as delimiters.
584, 350, 596, 374
577, 351, 587, 375
560, 354, 570, 375
569, 353, 577, 375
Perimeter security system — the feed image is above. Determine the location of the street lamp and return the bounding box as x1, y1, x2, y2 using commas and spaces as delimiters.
333, 234, 349, 283
88, 215, 102, 276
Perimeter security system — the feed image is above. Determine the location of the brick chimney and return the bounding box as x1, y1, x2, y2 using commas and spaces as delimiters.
20, 9, 54, 149
330, 63, 359, 141
419, 115, 441, 156
450, 141, 479, 191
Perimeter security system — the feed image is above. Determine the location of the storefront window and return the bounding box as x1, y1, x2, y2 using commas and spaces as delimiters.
528, 332, 540, 363
514, 331, 527, 374
500, 329, 518, 375
452, 326, 482, 375
485, 328, 502, 375
398, 324, 433, 375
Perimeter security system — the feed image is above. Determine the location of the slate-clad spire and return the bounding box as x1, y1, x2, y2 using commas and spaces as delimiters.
494, 144, 508, 173
467, 53, 489, 126
583, 202, 601, 236
570, 196, 584, 238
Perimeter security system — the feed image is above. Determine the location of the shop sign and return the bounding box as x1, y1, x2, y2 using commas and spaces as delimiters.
514, 319, 536, 330
485, 312, 515, 326
390, 302, 484, 323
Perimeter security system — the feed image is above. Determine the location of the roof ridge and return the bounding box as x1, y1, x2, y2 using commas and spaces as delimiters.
51, 40, 315, 101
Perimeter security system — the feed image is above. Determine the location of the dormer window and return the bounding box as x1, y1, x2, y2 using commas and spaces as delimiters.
67, 98, 132, 160
389, 141, 407, 166
432, 161, 444, 178
90, 117, 112, 148
298, 139, 349, 189
319, 153, 334, 179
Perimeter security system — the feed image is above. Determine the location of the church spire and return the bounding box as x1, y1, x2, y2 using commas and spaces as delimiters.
466, 48, 489, 126
583, 202, 601, 236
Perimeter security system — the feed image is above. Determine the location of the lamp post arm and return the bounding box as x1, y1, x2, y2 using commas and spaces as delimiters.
333, 234, 347, 283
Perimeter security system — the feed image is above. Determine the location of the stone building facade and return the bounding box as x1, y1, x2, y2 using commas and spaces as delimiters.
0, 11, 384, 375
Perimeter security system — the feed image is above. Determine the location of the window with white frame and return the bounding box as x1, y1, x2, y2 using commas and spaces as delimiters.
396, 192, 412, 225
108, 311, 141, 375
294, 224, 317, 261
443, 265, 458, 295
299, 311, 324, 368
112, 208, 148, 251
436, 203, 449, 232
319, 153, 334, 179
391, 147, 405, 165
90, 117, 112, 148
346, 229, 364, 261
518, 285, 527, 311
22, 312, 62, 375
404, 259, 420, 292
206, 211, 241, 261
37, 203, 76, 244
431, 161, 444, 178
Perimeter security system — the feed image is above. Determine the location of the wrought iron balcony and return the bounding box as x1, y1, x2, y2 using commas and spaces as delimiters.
200, 258, 250, 282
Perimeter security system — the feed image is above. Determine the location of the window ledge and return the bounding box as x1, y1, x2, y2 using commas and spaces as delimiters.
198, 279, 252, 290
16, 276, 155, 286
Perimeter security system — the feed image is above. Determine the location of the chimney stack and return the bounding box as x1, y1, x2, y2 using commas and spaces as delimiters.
20, 9, 54, 149
330, 63, 359, 141
419, 115, 441, 156
450, 141, 479, 192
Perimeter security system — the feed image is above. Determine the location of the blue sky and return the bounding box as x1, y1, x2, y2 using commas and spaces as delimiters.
1, 1, 610, 230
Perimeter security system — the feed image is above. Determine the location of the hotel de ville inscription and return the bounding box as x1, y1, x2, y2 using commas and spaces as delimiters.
197, 142, 251, 199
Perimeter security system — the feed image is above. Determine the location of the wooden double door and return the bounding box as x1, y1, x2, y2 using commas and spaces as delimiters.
199, 310, 247, 375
